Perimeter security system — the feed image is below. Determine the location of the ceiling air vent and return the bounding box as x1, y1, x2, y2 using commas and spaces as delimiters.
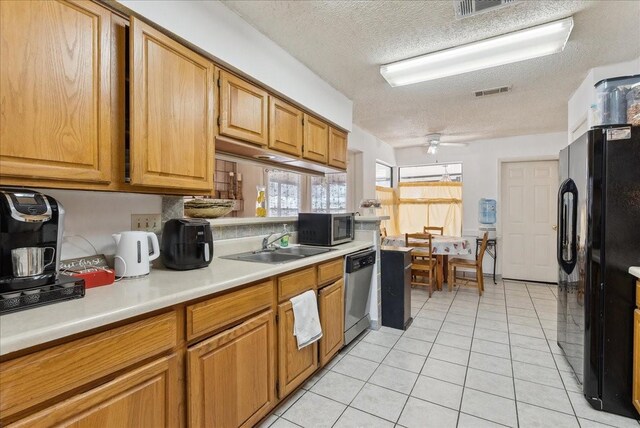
474, 85, 512, 97
455, 0, 518, 19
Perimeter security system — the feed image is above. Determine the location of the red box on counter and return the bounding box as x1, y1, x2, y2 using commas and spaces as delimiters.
69, 268, 115, 288
60, 255, 115, 288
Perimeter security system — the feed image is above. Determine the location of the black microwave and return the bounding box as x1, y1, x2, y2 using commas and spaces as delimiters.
297, 213, 355, 246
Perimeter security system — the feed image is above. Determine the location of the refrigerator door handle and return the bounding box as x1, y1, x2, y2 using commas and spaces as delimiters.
557, 178, 578, 274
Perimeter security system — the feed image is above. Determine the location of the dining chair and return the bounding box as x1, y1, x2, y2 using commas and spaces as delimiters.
423, 226, 444, 235
406, 233, 437, 297
447, 232, 489, 296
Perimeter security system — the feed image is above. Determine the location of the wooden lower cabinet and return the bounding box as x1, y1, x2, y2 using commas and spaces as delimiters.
277, 301, 318, 398
634, 308, 640, 414
187, 310, 276, 428
318, 279, 345, 367
8, 355, 180, 428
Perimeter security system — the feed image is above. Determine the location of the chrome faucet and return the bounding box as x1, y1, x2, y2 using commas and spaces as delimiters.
260, 231, 291, 251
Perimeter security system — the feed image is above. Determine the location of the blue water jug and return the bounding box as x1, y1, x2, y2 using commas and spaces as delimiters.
478, 198, 496, 224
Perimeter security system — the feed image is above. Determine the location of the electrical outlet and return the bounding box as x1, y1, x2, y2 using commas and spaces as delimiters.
131, 214, 162, 234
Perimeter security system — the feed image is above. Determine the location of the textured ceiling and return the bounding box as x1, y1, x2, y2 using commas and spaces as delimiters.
222, 1, 640, 147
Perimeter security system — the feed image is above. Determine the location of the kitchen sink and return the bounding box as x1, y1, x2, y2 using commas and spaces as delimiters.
221, 246, 334, 264
274, 246, 333, 257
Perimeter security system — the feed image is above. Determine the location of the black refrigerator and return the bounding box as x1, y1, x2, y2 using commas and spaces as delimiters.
557, 125, 640, 418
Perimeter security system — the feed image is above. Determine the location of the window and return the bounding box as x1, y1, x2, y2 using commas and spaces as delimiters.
267, 169, 301, 217
399, 163, 462, 182
311, 173, 347, 213
376, 163, 393, 187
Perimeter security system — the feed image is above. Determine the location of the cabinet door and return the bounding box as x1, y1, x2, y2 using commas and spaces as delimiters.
130, 17, 215, 191
188, 311, 276, 428
219, 71, 268, 146
269, 97, 303, 156
278, 301, 318, 398
302, 114, 329, 163
8, 355, 180, 428
0, 0, 112, 184
328, 127, 348, 170
634, 309, 640, 414
319, 278, 345, 366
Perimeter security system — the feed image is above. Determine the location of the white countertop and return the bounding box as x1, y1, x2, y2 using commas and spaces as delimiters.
0, 240, 372, 356
629, 266, 640, 279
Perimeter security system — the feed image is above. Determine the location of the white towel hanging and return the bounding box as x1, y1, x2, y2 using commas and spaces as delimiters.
290, 290, 323, 349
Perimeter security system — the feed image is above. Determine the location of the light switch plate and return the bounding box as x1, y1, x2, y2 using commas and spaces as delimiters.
131, 214, 162, 234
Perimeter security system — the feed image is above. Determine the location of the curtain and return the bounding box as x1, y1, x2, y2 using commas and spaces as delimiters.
375, 186, 399, 236
398, 182, 462, 236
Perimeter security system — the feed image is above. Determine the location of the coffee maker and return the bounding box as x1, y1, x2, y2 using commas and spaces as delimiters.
0, 188, 84, 314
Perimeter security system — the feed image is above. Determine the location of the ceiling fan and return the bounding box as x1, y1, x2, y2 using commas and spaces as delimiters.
424, 133, 468, 154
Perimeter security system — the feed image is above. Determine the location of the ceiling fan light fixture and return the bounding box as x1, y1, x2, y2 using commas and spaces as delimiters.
427, 143, 439, 155
380, 16, 573, 87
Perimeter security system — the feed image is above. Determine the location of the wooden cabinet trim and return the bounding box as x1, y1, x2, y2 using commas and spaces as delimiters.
319, 278, 345, 367
186, 280, 274, 341
219, 70, 269, 146
634, 309, 640, 414
188, 310, 275, 428
269, 97, 303, 156
130, 16, 215, 191
0, 0, 112, 183
7, 354, 181, 428
0, 311, 177, 419
317, 258, 344, 286
278, 266, 317, 302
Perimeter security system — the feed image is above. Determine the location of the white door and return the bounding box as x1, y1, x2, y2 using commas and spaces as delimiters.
501, 160, 558, 282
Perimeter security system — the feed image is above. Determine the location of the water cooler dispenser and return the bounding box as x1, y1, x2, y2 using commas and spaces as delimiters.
478, 198, 497, 239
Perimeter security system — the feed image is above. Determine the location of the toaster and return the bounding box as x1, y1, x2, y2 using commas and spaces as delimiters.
161, 219, 213, 270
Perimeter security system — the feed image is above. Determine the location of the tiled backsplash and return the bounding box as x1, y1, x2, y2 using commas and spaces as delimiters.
211, 221, 298, 241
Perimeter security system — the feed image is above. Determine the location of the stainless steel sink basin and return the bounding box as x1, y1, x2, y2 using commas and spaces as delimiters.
221, 246, 334, 264
275, 246, 333, 257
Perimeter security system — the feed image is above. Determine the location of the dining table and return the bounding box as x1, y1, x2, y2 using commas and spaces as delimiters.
382, 234, 474, 290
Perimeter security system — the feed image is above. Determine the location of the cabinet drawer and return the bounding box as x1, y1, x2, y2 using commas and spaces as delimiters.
278, 267, 317, 302
317, 258, 343, 286
0, 311, 177, 419
187, 280, 273, 341
8, 355, 180, 428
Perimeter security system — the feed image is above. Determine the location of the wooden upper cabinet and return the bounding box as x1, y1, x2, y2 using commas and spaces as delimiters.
8, 355, 180, 428
219, 71, 268, 146
318, 279, 345, 367
269, 97, 303, 156
328, 127, 348, 170
188, 311, 276, 428
0, 0, 112, 184
130, 17, 215, 191
278, 301, 318, 398
302, 114, 329, 163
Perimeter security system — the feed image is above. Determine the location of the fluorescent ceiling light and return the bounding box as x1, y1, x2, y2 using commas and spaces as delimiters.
380, 17, 573, 87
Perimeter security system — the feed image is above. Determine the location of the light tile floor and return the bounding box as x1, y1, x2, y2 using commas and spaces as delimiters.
261, 280, 640, 428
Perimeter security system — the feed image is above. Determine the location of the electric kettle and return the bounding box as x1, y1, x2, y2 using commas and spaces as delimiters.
112, 231, 160, 278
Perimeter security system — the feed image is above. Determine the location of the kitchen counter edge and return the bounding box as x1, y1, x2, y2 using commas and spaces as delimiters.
0, 241, 372, 356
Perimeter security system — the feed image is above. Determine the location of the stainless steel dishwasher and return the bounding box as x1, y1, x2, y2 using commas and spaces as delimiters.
344, 248, 376, 345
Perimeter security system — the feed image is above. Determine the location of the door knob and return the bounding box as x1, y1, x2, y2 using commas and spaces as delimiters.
552, 225, 558, 231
